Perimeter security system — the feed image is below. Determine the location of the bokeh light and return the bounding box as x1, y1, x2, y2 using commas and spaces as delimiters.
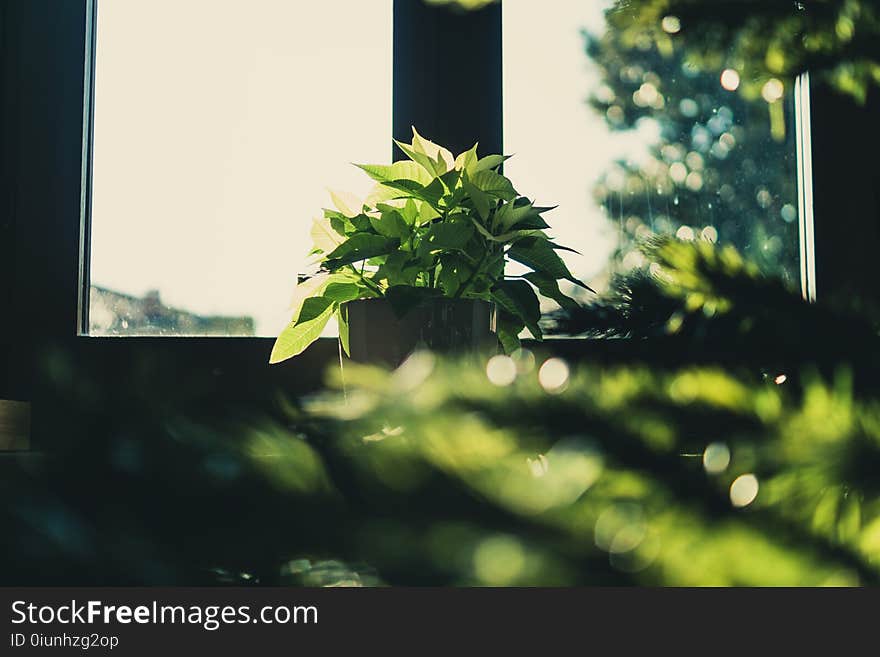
703, 442, 731, 474
761, 78, 784, 103
661, 15, 681, 34
730, 474, 760, 507
486, 355, 517, 387
720, 68, 741, 91
539, 358, 570, 394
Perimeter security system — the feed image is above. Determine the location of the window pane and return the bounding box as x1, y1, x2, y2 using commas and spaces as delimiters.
503, 0, 801, 301
88, 0, 391, 336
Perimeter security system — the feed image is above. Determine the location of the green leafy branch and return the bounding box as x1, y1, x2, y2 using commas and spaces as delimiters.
270, 128, 591, 364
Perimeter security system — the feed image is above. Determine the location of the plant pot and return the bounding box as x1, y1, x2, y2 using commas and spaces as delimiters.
341, 298, 497, 368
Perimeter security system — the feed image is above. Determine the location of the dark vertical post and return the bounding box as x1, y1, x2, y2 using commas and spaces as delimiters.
393, 0, 502, 159
0, 0, 90, 404
810, 82, 880, 304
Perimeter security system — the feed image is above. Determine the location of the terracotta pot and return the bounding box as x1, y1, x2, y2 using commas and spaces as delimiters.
341, 298, 496, 368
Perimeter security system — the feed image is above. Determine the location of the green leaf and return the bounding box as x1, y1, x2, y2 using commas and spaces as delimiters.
377, 251, 420, 287
514, 212, 551, 230
462, 179, 491, 221
370, 210, 410, 239
495, 199, 542, 231
418, 221, 475, 256
354, 160, 434, 186
454, 143, 479, 174
508, 238, 591, 290
328, 190, 363, 218
437, 254, 471, 296
418, 199, 441, 225
401, 199, 419, 226
365, 183, 402, 207
473, 154, 510, 173
470, 169, 517, 201
523, 272, 580, 310
469, 217, 543, 245
382, 178, 444, 207
288, 272, 331, 322
491, 279, 542, 340
270, 297, 335, 364
324, 234, 400, 269
338, 304, 350, 357
495, 309, 524, 354
439, 167, 462, 193
349, 213, 373, 233
411, 127, 454, 175
323, 282, 362, 303
395, 128, 455, 178
310, 217, 345, 254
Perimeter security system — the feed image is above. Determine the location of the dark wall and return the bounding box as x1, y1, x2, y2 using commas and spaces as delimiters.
393, 0, 502, 158
1, 0, 16, 399
811, 82, 880, 305
1, 1, 90, 402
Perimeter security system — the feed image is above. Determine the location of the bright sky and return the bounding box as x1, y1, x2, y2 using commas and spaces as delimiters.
503, 0, 658, 289
91, 0, 654, 335
90, 0, 392, 336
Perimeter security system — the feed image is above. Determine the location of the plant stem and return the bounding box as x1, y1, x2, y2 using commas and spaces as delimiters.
348, 264, 384, 296
454, 250, 489, 298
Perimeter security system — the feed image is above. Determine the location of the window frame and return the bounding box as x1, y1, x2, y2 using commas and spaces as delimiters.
5, 0, 870, 447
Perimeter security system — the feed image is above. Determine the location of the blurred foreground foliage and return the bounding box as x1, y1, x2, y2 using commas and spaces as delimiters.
4, 239, 880, 586
609, 0, 880, 102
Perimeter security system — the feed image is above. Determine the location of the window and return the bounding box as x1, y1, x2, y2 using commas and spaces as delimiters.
87, 0, 392, 337
503, 0, 803, 297
7, 0, 847, 424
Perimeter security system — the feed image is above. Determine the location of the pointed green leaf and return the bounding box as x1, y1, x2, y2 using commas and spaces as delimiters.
454, 143, 479, 173
469, 217, 542, 244
523, 272, 580, 310
370, 210, 410, 239
462, 179, 491, 220
496, 199, 540, 231
418, 199, 441, 225
323, 282, 362, 303
338, 304, 351, 357
324, 234, 400, 269
394, 140, 439, 177
401, 198, 419, 226
270, 297, 335, 364
437, 254, 471, 296
411, 126, 454, 174
328, 190, 362, 218
474, 154, 511, 173
288, 272, 331, 322
439, 167, 462, 193
514, 212, 551, 230
355, 160, 434, 186
491, 279, 542, 340
382, 178, 444, 207
377, 251, 418, 286
365, 183, 402, 207
495, 309, 525, 354
418, 222, 475, 256
471, 169, 517, 201
508, 238, 591, 290
310, 217, 345, 254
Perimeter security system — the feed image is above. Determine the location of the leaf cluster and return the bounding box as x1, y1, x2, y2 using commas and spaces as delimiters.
271, 128, 590, 363
608, 0, 880, 103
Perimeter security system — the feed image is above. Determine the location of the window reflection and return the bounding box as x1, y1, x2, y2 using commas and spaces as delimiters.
503, 0, 800, 300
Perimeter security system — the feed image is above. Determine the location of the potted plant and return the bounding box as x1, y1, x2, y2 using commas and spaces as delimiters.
270, 128, 590, 367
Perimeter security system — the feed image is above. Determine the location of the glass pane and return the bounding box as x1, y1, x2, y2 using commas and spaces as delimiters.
88, 0, 391, 336
503, 0, 800, 302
